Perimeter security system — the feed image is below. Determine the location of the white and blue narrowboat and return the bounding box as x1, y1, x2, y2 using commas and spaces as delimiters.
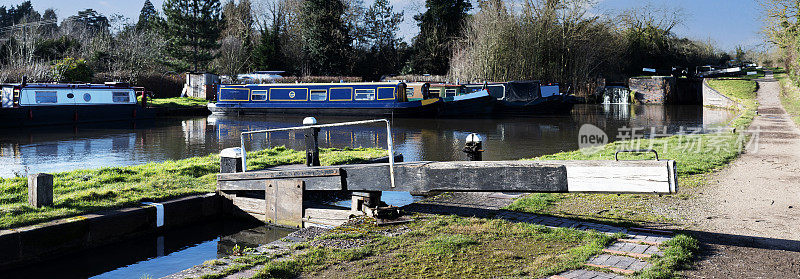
208, 81, 441, 116
406, 83, 495, 117
0, 82, 153, 128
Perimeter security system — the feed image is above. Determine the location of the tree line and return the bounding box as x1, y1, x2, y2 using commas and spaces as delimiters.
763, 0, 800, 79
0, 0, 740, 97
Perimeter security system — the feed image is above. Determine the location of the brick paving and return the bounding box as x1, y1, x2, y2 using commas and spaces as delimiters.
551, 269, 625, 279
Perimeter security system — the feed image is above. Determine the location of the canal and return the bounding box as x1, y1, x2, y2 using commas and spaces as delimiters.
0, 104, 737, 278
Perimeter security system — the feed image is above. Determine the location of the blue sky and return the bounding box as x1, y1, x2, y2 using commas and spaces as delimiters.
8, 0, 763, 52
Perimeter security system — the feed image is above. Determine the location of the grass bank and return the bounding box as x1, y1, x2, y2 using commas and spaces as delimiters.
506, 76, 759, 226
139, 96, 209, 108
777, 73, 800, 126
0, 147, 385, 230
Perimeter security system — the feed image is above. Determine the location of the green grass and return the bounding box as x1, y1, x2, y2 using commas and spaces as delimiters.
778, 73, 800, 126
636, 234, 701, 279
249, 215, 615, 279
139, 96, 209, 108
0, 147, 385, 229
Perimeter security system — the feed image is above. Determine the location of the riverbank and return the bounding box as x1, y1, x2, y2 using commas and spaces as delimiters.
0, 147, 385, 230
140, 97, 212, 116
142, 97, 209, 108
504, 77, 758, 227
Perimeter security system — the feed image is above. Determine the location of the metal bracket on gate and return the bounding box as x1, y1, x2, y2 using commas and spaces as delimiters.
615, 149, 659, 161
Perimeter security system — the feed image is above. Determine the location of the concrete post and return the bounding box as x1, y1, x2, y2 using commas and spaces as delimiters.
303, 117, 320, 167
28, 173, 53, 208
463, 133, 484, 161
220, 147, 243, 173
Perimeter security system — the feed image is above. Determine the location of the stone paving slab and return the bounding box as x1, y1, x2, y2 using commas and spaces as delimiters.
587, 254, 652, 272
551, 269, 625, 279
605, 242, 663, 257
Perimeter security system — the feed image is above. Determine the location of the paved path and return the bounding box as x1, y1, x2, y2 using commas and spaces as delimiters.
684, 73, 800, 277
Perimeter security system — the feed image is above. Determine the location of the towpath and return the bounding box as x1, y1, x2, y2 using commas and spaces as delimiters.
684, 73, 800, 277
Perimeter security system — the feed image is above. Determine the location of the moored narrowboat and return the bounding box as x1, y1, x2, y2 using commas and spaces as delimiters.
464, 80, 576, 115
404, 82, 495, 117
429, 83, 495, 117
0, 82, 154, 128
208, 82, 440, 117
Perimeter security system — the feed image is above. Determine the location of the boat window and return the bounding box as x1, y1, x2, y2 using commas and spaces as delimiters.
35, 91, 57, 104
251, 90, 267, 101
445, 88, 458, 97
406, 88, 414, 98
112, 92, 130, 103
429, 89, 441, 97
310, 90, 327, 101
354, 89, 375, 101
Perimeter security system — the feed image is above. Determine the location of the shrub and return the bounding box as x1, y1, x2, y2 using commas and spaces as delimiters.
52, 57, 93, 82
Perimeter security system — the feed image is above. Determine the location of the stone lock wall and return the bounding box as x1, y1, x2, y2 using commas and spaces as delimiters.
628, 76, 676, 104
702, 78, 744, 109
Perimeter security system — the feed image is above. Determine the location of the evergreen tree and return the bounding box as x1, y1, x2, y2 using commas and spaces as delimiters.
361, 0, 403, 79
254, 20, 283, 71
411, 0, 471, 75
137, 0, 160, 30
162, 0, 222, 72
41, 8, 58, 35
63, 9, 109, 35
300, 0, 351, 75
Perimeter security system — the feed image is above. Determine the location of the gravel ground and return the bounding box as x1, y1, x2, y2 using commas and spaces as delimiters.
682, 74, 800, 277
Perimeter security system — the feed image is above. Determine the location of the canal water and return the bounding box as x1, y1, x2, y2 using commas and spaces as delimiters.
0, 104, 736, 178
0, 104, 737, 277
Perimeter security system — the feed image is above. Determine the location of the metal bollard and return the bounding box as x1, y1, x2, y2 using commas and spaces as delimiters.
462, 133, 483, 161
220, 147, 243, 173
303, 117, 321, 167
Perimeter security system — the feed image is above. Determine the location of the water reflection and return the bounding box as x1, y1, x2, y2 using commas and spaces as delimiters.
0, 104, 737, 178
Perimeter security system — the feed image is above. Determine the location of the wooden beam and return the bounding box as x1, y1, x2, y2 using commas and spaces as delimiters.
217, 160, 677, 194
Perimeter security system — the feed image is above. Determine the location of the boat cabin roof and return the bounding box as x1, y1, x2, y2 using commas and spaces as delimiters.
0, 83, 135, 90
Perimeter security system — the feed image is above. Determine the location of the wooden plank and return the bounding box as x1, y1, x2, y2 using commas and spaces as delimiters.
219, 176, 342, 191
303, 205, 357, 227
264, 180, 304, 228
218, 167, 341, 181
232, 196, 266, 215
553, 160, 676, 194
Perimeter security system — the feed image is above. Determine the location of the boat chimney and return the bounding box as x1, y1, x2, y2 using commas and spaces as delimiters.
21, 75, 27, 87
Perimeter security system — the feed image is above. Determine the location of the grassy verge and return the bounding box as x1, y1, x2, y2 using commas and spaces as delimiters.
636, 234, 701, 279
506, 77, 758, 226
247, 215, 616, 279
0, 147, 385, 230
777, 73, 800, 126
139, 96, 209, 108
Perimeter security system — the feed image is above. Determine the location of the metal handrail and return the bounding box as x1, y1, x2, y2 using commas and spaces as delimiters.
239, 119, 397, 188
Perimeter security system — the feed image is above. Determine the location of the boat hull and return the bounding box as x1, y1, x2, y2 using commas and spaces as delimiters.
438, 95, 496, 117
495, 95, 577, 115
0, 105, 155, 128
208, 104, 439, 117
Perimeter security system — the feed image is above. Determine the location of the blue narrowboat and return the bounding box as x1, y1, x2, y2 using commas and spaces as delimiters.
209, 81, 441, 116
0, 82, 153, 128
